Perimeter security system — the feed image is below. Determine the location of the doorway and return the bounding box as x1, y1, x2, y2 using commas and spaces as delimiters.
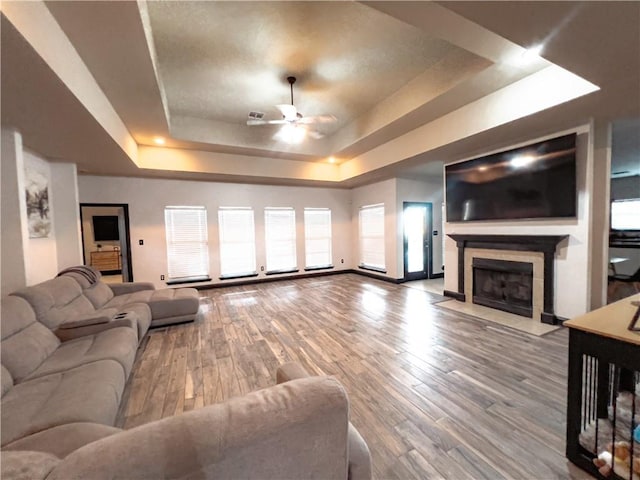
403, 202, 433, 281
79, 203, 133, 282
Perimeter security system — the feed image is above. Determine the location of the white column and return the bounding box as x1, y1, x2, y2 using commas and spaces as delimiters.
51, 162, 83, 269
589, 119, 612, 309
1, 128, 29, 295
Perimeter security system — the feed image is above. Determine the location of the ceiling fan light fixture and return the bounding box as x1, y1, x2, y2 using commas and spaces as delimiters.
275, 123, 306, 144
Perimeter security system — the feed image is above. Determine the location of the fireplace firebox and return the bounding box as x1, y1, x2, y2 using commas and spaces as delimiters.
472, 258, 533, 317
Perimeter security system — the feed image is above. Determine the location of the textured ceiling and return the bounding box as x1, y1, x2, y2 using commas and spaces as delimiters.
148, 1, 462, 129
145, 1, 491, 152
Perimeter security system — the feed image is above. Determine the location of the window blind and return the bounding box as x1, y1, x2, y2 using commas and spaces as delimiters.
164, 206, 209, 280
359, 203, 385, 270
265, 207, 297, 272
218, 207, 256, 277
304, 208, 332, 268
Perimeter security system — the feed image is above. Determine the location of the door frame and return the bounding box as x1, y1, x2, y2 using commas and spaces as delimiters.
403, 202, 433, 281
79, 203, 134, 281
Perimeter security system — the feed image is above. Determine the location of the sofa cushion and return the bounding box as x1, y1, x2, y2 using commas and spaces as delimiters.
2, 422, 122, 459
103, 289, 154, 309
2, 364, 13, 397
148, 288, 199, 321
1, 296, 60, 382
26, 327, 138, 380
1, 451, 60, 480
11, 277, 95, 330
1, 360, 125, 446
81, 282, 115, 310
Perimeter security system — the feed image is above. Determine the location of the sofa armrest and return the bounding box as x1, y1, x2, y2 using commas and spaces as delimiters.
108, 282, 155, 296
277, 362, 372, 480
58, 314, 111, 329
54, 318, 136, 342
48, 377, 350, 480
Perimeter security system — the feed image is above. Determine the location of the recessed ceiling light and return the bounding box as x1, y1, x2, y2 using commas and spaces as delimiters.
153, 137, 166, 145
328, 156, 336, 164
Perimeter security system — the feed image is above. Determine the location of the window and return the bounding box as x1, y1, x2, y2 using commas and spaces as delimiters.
265, 207, 297, 273
164, 206, 209, 282
218, 207, 257, 278
359, 203, 386, 271
304, 208, 332, 269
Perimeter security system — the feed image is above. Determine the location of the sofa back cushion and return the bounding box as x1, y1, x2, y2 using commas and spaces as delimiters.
1, 296, 60, 383
82, 283, 115, 309
11, 277, 95, 330
2, 365, 13, 397
58, 267, 114, 309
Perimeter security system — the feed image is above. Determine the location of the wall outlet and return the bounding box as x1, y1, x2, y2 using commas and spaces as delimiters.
160, 274, 165, 281
261, 266, 264, 271
341, 259, 344, 264
139, 239, 144, 245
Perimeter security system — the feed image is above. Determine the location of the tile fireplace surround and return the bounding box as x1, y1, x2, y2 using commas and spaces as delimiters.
445, 234, 568, 325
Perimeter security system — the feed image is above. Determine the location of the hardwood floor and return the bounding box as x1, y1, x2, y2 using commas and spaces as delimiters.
116, 273, 590, 479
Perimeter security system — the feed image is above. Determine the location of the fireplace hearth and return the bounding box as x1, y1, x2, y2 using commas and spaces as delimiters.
472, 258, 533, 317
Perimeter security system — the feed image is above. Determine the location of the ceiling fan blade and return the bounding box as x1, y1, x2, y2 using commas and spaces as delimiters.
297, 114, 337, 125
247, 119, 288, 126
276, 104, 298, 121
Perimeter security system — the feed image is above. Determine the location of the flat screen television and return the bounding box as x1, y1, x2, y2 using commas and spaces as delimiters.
611, 199, 640, 232
92, 215, 119, 241
445, 133, 577, 222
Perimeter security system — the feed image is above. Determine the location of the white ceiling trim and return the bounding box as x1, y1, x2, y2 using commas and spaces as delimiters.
2, 1, 138, 164
339, 65, 599, 182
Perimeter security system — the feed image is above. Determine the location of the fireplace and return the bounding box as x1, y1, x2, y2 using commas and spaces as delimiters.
445, 234, 568, 324
472, 258, 533, 317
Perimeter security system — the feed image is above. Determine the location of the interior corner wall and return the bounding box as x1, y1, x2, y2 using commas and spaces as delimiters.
77, 175, 353, 288
50, 162, 83, 270
443, 126, 594, 320
396, 177, 444, 278
23, 149, 59, 285
351, 178, 399, 279
1, 128, 29, 295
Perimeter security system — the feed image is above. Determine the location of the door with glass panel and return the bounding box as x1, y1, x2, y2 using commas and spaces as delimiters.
403, 202, 432, 281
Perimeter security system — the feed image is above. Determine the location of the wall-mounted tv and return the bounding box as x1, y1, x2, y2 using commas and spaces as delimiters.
92, 215, 120, 241
445, 133, 577, 222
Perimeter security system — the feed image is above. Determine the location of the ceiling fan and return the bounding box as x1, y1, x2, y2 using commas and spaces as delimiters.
246, 76, 336, 143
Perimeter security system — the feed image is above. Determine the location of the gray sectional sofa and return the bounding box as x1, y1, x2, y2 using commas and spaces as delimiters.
0, 268, 371, 479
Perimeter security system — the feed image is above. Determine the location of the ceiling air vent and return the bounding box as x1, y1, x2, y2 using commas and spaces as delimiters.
248, 111, 265, 120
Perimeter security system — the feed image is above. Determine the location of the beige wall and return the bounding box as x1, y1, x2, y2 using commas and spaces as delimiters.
23, 149, 59, 285
78, 175, 353, 288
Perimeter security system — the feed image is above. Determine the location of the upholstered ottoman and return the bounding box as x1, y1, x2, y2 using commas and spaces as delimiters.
147, 288, 200, 327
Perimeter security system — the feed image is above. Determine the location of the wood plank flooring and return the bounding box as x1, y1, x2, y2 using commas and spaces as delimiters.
116, 274, 590, 479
